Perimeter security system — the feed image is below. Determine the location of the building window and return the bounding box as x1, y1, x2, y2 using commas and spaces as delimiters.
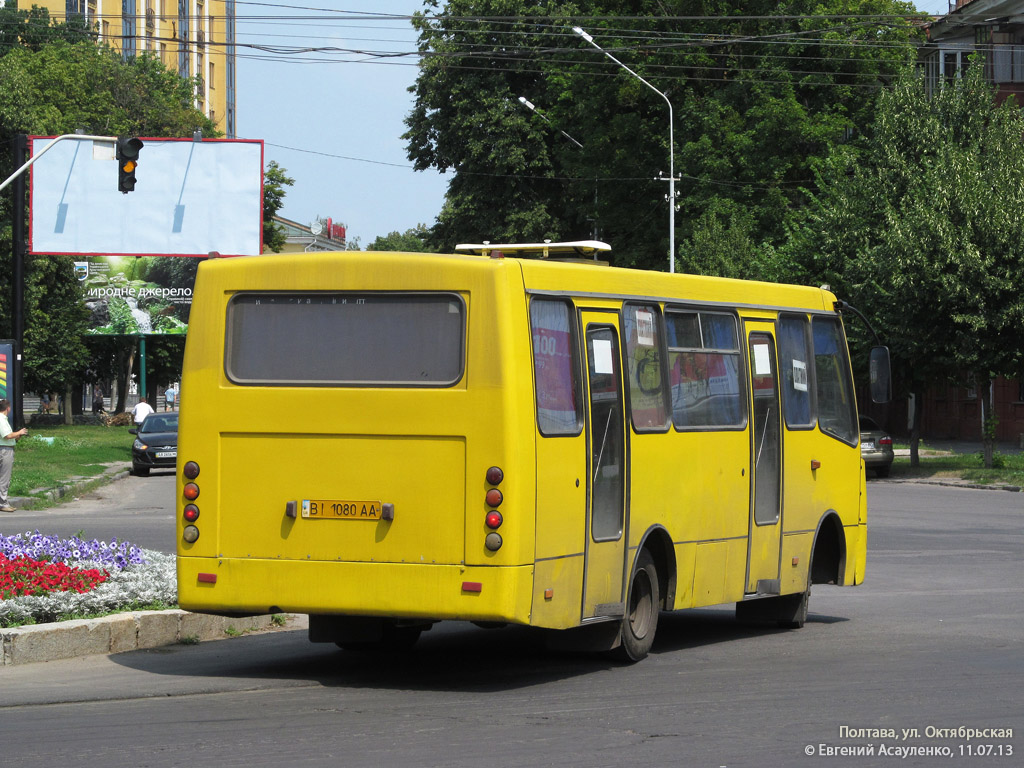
122, 0, 137, 61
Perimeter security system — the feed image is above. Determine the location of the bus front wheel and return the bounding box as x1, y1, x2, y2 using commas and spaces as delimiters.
616, 549, 660, 662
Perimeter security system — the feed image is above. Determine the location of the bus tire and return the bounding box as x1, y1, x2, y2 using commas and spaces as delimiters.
615, 549, 660, 662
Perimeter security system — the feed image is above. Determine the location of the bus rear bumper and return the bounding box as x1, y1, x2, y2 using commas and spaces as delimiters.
177, 557, 535, 625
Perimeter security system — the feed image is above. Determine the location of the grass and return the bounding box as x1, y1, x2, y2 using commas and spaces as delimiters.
8, 424, 133, 499
887, 448, 1024, 487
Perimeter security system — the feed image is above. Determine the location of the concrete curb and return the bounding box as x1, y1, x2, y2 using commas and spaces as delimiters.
0, 610, 302, 666
11, 462, 132, 510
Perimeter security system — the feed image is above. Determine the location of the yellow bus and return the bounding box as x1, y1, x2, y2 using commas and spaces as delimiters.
176, 241, 889, 661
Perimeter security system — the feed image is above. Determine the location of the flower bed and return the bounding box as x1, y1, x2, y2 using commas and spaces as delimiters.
0, 532, 176, 627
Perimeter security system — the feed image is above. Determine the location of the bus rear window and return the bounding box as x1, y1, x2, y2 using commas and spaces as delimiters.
225, 293, 465, 386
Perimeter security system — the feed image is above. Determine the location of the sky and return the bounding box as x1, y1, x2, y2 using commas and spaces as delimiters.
235, 1, 953, 248
235, 1, 448, 247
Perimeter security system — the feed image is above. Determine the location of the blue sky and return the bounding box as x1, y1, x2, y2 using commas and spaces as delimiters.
237, 1, 950, 248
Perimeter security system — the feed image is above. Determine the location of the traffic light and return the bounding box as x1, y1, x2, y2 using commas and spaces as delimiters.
116, 137, 144, 193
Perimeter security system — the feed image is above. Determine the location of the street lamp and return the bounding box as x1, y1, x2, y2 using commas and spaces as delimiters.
572, 25, 677, 273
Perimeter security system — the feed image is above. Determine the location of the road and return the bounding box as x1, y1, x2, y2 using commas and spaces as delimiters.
1, 481, 1022, 767
3, 470, 176, 552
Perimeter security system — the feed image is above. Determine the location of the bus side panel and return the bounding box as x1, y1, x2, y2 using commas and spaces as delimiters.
780, 427, 820, 593
635, 431, 748, 609
531, 556, 585, 629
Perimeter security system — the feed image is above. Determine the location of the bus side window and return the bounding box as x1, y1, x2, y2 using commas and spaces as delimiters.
530, 299, 583, 436
812, 317, 857, 445
622, 303, 669, 432
778, 315, 815, 429
665, 310, 744, 429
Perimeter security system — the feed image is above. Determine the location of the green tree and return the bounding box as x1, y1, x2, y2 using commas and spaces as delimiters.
784, 64, 1024, 466
405, 0, 922, 270
262, 161, 295, 253
368, 224, 436, 253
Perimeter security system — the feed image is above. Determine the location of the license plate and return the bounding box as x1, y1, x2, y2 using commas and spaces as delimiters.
862, 442, 875, 451
155, 450, 177, 458
302, 499, 382, 520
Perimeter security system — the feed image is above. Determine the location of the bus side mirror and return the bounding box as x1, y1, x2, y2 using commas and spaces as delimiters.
869, 346, 892, 404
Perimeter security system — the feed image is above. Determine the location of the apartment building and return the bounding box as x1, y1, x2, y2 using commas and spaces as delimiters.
17, 0, 236, 137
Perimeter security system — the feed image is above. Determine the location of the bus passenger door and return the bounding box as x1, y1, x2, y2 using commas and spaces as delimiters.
745, 326, 783, 595
581, 315, 628, 619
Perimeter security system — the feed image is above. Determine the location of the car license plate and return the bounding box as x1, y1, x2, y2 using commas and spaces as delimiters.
155, 450, 177, 458
302, 499, 382, 520
862, 441, 874, 451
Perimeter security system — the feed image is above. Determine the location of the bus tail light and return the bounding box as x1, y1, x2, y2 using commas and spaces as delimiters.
184, 504, 200, 522
183, 525, 200, 543
486, 466, 504, 485
183, 482, 200, 500
485, 511, 503, 529
485, 532, 502, 551
485, 488, 503, 507
183, 461, 200, 479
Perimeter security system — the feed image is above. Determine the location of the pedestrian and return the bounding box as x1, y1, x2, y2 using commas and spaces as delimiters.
0, 398, 29, 513
164, 384, 177, 411
131, 396, 155, 425
92, 384, 105, 415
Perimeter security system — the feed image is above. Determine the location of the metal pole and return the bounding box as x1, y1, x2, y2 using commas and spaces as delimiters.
572, 27, 676, 273
11, 134, 27, 430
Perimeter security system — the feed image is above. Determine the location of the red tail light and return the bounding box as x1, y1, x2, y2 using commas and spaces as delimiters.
485, 511, 503, 529
880, 437, 892, 446
485, 488, 503, 507
183, 483, 200, 500
486, 466, 504, 485
183, 504, 200, 522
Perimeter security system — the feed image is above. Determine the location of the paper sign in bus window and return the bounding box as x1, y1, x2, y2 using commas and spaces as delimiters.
593, 339, 614, 374
753, 343, 772, 375
792, 359, 808, 392
636, 310, 655, 346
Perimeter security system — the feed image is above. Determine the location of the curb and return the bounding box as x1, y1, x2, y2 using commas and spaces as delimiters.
10, 462, 132, 510
886, 478, 1021, 492
0, 610, 303, 666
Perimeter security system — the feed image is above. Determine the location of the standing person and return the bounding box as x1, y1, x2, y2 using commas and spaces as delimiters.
92, 384, 105, 415
131, 396, 155, 425
0, 398, 29, 513
164, 384, 177, 411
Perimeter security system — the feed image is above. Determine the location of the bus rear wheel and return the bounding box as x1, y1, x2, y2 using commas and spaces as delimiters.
615, 549, 660, 662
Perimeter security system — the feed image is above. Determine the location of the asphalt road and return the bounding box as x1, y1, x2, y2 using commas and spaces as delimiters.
2, 470, 177, 552
1, 481, 1021, 767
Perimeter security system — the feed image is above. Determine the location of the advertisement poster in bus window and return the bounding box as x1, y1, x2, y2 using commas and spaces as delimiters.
77, 255, 206, 335
532, 303, 577, 432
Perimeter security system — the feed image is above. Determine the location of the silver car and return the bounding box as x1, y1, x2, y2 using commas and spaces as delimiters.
859, 415, 894, 478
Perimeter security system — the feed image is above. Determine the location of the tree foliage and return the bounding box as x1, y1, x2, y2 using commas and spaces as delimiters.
405, 0, 922, 270
368, 224, 436, 252
784, 63, 1024, 459
262, 161, 295, 253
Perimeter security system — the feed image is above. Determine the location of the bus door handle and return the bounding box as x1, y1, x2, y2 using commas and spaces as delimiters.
810, 460, 822, 471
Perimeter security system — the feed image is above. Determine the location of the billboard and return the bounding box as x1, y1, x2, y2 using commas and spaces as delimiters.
78, 256, 205, 336
29, 137, 263, 257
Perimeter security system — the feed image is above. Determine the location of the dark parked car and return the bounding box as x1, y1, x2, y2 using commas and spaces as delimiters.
859, 415, 894, 478
130, 412, 178, 476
